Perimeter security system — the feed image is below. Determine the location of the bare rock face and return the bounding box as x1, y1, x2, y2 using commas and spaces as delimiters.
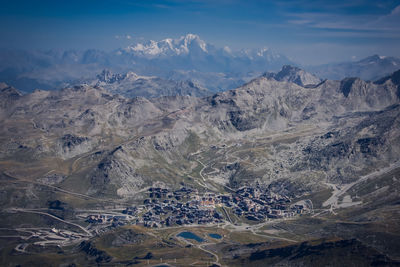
90, 69, 211, 98
204, 78, 304, 132
338, 77, 398, 111
0, 83, 22, 116
264, 65, 321, 87
87, 147, 145, 197
37, 173, 66, 185
56, 134, 93, 159
201, 68, 399, 134
375, 69, 400, 98
299, 104, 400, 183
79, 241, 112, 263
0, 67, 399, 197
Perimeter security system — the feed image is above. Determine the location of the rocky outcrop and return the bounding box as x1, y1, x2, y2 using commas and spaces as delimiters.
375, 69, 400, 98
0, 83, 22, 116
56, 134, 93, 159
264, 65, 321, 87
110, 229, 146, 247
88, 149, 145, 197
79, 241, 112, 263
299, 104, 400, 183
246, 239, 399, 266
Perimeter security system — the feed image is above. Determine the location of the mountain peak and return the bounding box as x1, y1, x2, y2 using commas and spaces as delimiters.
263, 65, 321, 87
124, 34, 208, 57
97, 69, 123, 83
280, 65, 302, 73
0, 82, 9, 90
361, 54, 382, 62
0, 82, 22, 109
0, 83, 22, 97
182, 33, 201, 42
177, 33, 208, 53
374, 69, 400, 92
359, 54, 395, 64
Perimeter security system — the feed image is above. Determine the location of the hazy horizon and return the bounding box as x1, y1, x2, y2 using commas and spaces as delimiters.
1, 0, 400, 65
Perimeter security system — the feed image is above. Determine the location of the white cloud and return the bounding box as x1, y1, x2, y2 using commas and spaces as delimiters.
287, 19, 312, 25
374, 5, 400, 30
287, 5, 400, 37
115, 34, 133, 40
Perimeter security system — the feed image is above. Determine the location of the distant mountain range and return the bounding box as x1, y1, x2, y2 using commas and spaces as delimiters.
0, 34, 292, 93
117, 34, 292, 73
0, 34, 399, 95
306, 54, 400, 81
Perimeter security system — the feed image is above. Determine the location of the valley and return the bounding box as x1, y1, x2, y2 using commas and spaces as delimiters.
1, 66, 400, 266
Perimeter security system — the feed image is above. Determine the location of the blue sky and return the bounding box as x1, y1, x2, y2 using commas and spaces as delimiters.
1, 0, 399, 64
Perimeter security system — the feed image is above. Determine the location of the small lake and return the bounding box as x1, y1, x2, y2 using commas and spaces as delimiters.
177, 231, 204, 242
208, 233, 222, 239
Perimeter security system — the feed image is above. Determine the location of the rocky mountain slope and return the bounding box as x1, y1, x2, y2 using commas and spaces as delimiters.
89, 69, 210, 98
263, 65, 321, 87
1, 66, 400, 266
1, 66, 399, 196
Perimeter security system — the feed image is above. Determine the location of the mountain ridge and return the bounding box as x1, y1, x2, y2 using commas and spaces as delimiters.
1, 67, 400, 265
1, 34, 399, 95
263, 65, 321, 87
87, 69, 211, 98
0, 34, 294, 92
307, 54, 400, 81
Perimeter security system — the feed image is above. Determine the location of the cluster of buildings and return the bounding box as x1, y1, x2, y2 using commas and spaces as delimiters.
137, 185, 311, 227
229, 186, 308, 220
84, 185, 312, 229
140, 187, 224, 227
85, 214, 129, 224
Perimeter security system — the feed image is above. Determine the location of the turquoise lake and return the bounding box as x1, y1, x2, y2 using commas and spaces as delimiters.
208, 233, 222, 239
177, 231, 204, 242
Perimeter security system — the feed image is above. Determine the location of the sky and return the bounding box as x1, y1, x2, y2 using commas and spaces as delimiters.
1, 0, 400, 65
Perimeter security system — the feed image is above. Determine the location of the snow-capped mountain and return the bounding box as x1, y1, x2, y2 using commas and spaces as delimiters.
123, 34, 209, 58
109, 34, 294, 91
116, 34, 293, 73
3, 34, 399, 94
0, 34, 295, 92
121, 34, 284, 61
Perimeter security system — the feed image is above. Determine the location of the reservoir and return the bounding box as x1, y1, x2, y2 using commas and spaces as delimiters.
208, 233, 222, 239
177, 231, 204, 242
